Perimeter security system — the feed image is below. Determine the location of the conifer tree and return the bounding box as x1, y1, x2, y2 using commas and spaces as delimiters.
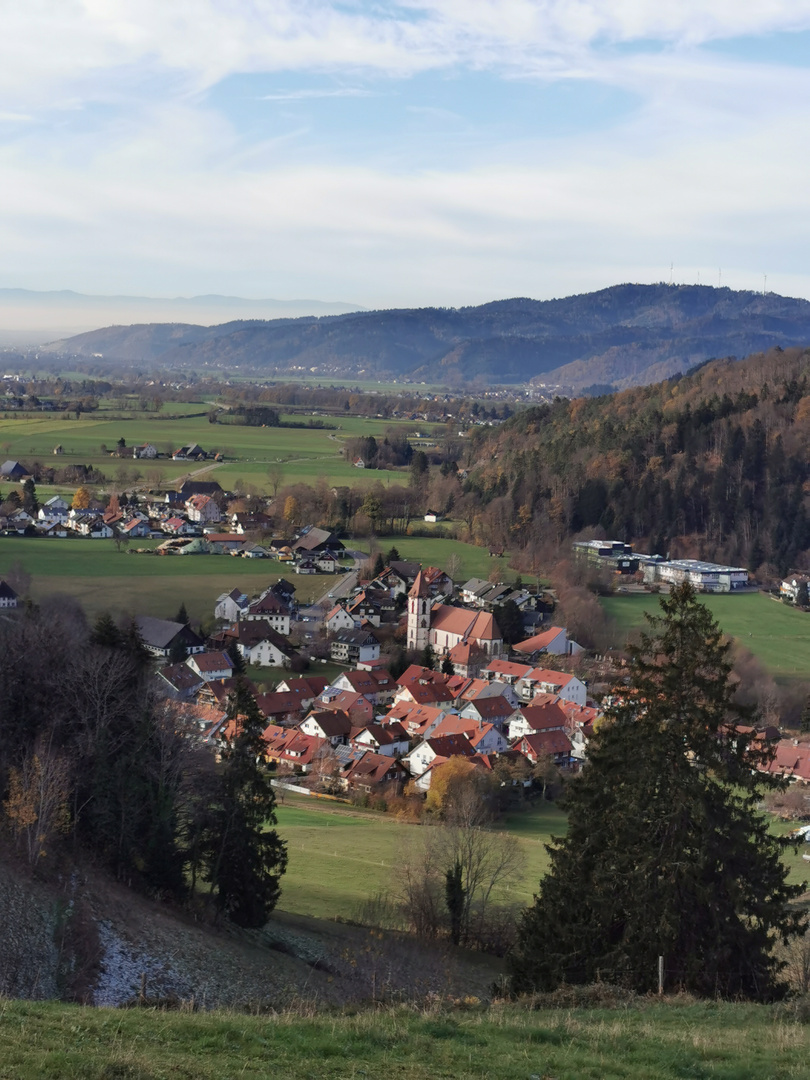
510, 583, 805, 1001
202, 679, 287, 927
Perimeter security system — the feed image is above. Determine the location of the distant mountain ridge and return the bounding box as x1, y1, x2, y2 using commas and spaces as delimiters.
41, 284, 810, 391
0, 289, 362, 344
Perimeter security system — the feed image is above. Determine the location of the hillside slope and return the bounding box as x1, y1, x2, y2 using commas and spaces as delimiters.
42, 284, 810, 391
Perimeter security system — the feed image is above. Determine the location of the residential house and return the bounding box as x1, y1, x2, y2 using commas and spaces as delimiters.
290, 526, 345, 557
154, 663, 205, 701
186, 651, 234, 682
327, 668, 397, 706
350, 722, 409, 757
513, 625, 582, 658
381, 701, 453, 741
135, 616, 204, 659
274, 675, 329, 711
0, 461, 27, 482
330, 627, 380, 665
325, 604, 357, 634
516, 668, 587, 707
215, 588, 250, 622
317, 690, 374, 725
172, 444, 207, 461
186, 494, 220, 524
118, 517, 152, 539
0, 580, 18, 609
515, 730, 574, 770
234, 619, 296, 668
132, 444, 158, 459
340, 749, 407, 794
403, 733, 476, 778
254, 691, 309, 725
299, 710, 353, 746
262, 727, 326, 772
509, 698, 570, 740
781, 575, 810, 604
457, 695, 519, 732
38, 495, 69, 521
244, 591, 291, 634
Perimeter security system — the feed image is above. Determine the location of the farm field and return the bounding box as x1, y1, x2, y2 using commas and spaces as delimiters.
1, 997, 802, 1080
0, 537, 337, 622
369, 534, 516, 583
274, 795, 566, 921
0, 411, 436, 492
602, 591, 810, 682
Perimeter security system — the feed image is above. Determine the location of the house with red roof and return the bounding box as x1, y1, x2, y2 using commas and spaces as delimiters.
329, 667, 397, 705
185, 651, 234, 682
515, 730, 574, 769
516, 668, 587, 707
509, 699, 570, 740
513, 626, 582, 659
341, 750, 408, 794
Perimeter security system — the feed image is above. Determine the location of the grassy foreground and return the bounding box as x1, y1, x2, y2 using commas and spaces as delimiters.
0, 998, 808, 1079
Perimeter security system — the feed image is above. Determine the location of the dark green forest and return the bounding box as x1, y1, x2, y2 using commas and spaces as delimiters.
465, 345, 810, 575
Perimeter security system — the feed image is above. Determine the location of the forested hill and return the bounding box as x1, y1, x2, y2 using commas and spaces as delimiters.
463, 345, 810, 575
43, 284, 810, 392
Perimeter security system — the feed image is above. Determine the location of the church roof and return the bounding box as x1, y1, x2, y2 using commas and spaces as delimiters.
408, 570, 430, 599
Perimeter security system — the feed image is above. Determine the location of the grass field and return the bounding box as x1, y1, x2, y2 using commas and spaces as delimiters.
0, 410, 436, 492
0, 998, 807, 1079
274, 796, 566, 921
366, 534, 516, 583
602, 592, 810, 681
0, 537, 337, 622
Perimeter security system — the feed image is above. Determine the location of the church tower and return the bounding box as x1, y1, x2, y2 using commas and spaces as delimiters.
407, 570, 430, 653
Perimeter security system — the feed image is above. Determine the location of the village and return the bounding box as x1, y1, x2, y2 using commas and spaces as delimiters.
2, 444, 810, 799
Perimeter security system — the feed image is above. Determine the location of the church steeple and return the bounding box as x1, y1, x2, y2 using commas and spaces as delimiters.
407, 570, 430, 652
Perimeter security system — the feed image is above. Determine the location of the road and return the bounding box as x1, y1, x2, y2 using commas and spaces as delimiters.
295, 548, 366, 624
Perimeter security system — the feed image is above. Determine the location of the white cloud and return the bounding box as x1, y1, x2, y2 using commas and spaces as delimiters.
2, 3, 810, 305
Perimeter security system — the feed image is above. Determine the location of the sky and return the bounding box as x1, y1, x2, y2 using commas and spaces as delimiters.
3, 1, 810, 314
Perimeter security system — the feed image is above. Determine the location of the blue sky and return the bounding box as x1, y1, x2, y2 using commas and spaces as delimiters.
3, 2, 810, 312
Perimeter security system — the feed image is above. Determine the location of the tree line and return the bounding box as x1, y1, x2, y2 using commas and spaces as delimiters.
0, 601, 285, 928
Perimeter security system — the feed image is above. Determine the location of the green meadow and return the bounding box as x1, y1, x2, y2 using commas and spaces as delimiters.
0, 410, 436, 491
368, 534, 515, 583
602, 592, 810, 681
275, 796, 566, 921
1, 994, 808, 1079
0, 537, 334, 623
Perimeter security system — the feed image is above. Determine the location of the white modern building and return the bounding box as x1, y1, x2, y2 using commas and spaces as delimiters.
648, 559, 749, 592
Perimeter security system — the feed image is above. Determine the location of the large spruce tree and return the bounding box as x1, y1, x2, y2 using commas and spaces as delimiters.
201, 679, 287, 928
510, 583, 805, 1001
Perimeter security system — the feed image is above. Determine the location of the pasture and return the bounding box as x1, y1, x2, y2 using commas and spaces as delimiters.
368, 534, 516, 583
0, 410, 433, 492
0, 537, 335, 623
602, 591, 810, 681
274, 795, 566, 921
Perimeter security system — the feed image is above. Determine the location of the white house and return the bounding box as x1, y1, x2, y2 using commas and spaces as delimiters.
516, 668, 587, 707
186, 651, 234, 682
781, 575, 810, 604
325, 605, 357, 633
215, 588, 250, 622
186, 494, 220, 524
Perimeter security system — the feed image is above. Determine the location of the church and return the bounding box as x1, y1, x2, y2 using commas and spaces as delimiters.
406, 570, 504, 660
